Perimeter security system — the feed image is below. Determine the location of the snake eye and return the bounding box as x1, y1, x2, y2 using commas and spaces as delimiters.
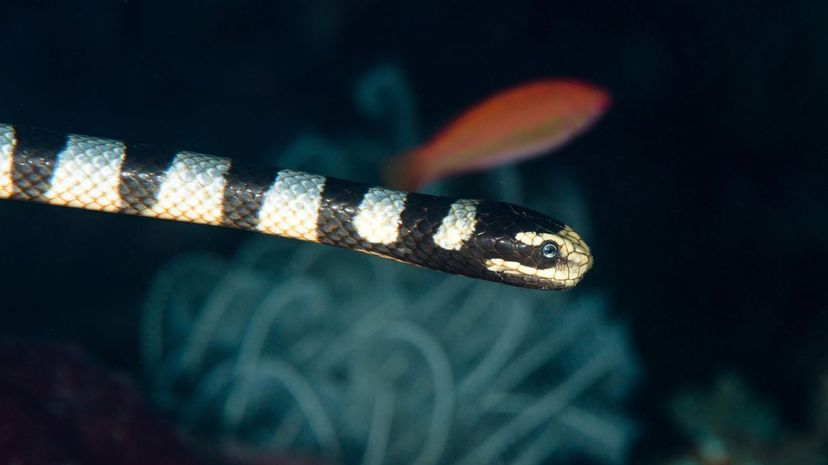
541, 241, 559, 258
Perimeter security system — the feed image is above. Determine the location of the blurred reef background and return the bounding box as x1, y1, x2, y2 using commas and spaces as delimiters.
0, 1, 826, 464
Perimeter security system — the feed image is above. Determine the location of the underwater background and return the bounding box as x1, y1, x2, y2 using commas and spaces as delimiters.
0, 1, 825, 464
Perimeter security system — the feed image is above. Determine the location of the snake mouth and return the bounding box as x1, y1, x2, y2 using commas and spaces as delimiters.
484, 256, 591, 289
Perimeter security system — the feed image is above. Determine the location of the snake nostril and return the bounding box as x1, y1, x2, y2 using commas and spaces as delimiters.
569, 253, 589, 266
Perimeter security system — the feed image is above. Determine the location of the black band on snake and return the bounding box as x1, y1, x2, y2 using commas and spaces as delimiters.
0, 124, 593, 290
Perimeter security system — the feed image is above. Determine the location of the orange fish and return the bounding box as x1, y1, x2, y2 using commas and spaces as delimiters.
384, 79, 610, 191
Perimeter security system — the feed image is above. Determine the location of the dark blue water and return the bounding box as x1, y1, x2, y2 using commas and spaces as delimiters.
0, 1, 824, 464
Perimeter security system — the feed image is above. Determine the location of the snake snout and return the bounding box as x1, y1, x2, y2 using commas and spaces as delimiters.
556, 225, 594, 287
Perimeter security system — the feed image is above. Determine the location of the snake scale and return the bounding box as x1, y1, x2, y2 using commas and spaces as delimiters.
0, 124, 592, 290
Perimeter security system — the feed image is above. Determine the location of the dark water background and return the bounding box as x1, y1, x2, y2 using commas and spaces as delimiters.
0, 1, 825, 463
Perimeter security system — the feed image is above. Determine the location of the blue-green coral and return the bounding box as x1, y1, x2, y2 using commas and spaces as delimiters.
142, 238, 637, 465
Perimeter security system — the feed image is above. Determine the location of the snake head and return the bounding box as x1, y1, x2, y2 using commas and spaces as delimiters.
470, 202, 593, 290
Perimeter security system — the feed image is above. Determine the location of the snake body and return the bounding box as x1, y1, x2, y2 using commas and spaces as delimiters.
0, 124, 592, 289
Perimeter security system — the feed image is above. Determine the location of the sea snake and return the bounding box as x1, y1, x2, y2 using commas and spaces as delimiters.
0, 124, 592, 290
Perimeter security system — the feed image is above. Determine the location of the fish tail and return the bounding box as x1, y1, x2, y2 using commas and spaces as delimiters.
382, 150, 426, 191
